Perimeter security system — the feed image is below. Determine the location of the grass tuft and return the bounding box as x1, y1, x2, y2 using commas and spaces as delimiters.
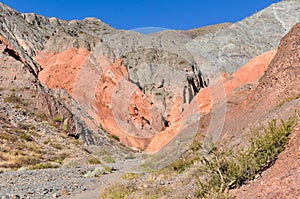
87, 156, 101, 165
29, 162, 59, 170
101, 183, 135, 199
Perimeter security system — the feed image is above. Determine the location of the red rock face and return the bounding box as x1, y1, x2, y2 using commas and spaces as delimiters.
35, 48, 90, 94
196, 50, 277, 114
35, 49, 165, 149
221, 23, 300, 141
145, 50, 276, 152
94, 59, 165, 149
35, 47, 276, 152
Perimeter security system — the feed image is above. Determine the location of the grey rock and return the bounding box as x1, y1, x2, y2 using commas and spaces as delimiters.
0, 1, 298, 128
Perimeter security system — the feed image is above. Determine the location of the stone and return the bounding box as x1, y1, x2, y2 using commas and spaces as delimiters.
52, 193, 60, 198
10, 195, 20, 199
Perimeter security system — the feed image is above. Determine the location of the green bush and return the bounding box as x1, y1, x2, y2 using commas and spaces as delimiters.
19, 133, 33, 141
87, 156, 101, 165
195, 117, 296, 198
170, 155, 197, 173
53, 116, 63, 123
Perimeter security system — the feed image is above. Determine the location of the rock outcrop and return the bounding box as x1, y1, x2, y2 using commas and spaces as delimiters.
229, 22, 300, 198
0, 1, 299, 152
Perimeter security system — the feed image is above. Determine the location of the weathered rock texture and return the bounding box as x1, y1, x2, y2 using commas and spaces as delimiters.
0, 1, 299, 152
0, 5, 129, 167
228, 24, 300, 198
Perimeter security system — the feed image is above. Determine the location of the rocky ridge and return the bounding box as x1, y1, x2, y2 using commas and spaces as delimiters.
1, 1, 300, 151
0, 1, 300, 198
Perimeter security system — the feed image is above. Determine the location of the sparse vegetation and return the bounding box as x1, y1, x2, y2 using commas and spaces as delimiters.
53, 115, 63, 123
277, 92, 300, 108
4, 94, 28, 106
101, 183, 135, 199
35, 112, 48, 122
102, 155, 115, 163
63, 118, 69, 130
84, 166, 112, 178
101, 182, 172, 199
19, 133, 33, 141
101, 116, 297, 198
87, 156, 101, 165
14, 156, 40, 167
17, 122, 35, 130
195, 117, 296, 198
28, 162, 59, 170
108, 133, 120, 142
169, 153, 198, 173
125, 153, 136, 160
49, 142, 63, 150
121, 172, 141, 180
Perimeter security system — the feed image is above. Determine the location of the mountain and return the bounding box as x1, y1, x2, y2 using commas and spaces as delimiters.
0, 1, 300, 198
2, 1, 299, 151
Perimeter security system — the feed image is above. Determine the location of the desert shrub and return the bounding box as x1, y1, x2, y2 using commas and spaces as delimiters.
52, 152, 69, 164
102, 181, 171, 199
53, 116, 63, 123
102, 155, 115, 163
19, 133, 34, 141
195, 117, 296, 198
87, 156, 101, 165
35, 112, 48, 121
29, 162, 59, 170
101, 117, 296, 199
169, 155, 197, 173
84, 166, 111, 178
4, 94, 28, 106
15, 156, 40, 167
101, 183, 135, 199
108, 133, 120, 142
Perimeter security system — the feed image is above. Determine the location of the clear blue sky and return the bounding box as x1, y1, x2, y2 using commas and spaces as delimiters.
1, 0, 280, 30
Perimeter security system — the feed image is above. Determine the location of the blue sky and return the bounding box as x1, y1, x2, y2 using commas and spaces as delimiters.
1, 0, 280, 30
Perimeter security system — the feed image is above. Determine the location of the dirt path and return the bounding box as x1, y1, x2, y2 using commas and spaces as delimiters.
0, 159, 141, 199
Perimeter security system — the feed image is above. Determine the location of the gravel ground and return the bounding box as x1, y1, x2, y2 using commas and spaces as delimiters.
0, 159, 141, 199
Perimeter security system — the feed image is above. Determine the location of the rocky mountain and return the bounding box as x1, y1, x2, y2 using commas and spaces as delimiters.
231, 21, 300, 199
0, 0, 300, 198
0, 0, 299, 152
0, 4, 129, 169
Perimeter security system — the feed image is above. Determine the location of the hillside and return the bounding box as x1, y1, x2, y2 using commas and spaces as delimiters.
0, 0, 299, 198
